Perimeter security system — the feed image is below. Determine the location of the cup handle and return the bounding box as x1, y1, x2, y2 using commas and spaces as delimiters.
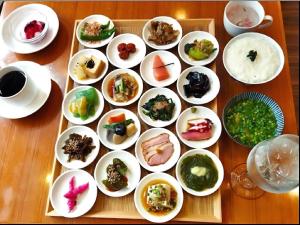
258, 15, 273, 29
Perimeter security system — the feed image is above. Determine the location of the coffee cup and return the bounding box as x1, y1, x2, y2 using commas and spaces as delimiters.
0, 65, 28, 99
224, 1, 273, 37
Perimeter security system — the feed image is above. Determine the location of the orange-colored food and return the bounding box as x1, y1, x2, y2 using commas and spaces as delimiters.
153, 55, 170, 81
108, 113, 125, 124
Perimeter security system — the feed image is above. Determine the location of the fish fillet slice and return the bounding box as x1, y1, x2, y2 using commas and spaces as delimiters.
153, 55, 170, 81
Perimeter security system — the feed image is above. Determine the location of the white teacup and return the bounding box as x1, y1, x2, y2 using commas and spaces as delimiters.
224, 1, 273, 37
0, 65, 35, 105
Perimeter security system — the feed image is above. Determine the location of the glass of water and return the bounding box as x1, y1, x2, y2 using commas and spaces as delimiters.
230, 134, 299, 199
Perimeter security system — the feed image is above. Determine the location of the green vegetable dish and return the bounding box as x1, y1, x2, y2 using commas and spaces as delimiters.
180, 154, 218, 191
68, 88, 99, 120
224, 99, 277, 147
184, 39, 217, 61
102, 158, 128, 192
142, 94, 175, 121
80, 21, 115, 41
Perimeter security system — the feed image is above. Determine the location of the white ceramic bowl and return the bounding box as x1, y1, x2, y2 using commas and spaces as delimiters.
138, 88, 182, 128
97, 108, 141, 150
175, 149, 224, 196
55, 126, 100, 169
134, 172, 183, 223
50, 169, 98, 218
68, 49, 108, 85
176, 106, 222, 149
18, 19, 49, 44
76, 14, 115, 48
142, 16, 182, 50
62, 86, 104, 125
94, 150, 141, 197
106, 33, 146, 69
223, 32, 285, 85
177, 66, 220, 105
140, 50, 181, 87
101, 68, 143, 107
178, 31, 219, 66
135, 128, 181, 172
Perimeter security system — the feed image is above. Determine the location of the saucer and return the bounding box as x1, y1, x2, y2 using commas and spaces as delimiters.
0, 4, 59, 54
0, 61, 52, 119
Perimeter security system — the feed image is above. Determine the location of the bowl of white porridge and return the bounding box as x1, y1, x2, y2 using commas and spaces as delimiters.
223, 32, 284, 85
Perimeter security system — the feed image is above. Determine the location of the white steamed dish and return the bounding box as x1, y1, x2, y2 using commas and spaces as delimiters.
224, 34, 283, 84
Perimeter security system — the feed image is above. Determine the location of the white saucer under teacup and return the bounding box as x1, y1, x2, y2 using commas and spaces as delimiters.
0, 61, 52, 119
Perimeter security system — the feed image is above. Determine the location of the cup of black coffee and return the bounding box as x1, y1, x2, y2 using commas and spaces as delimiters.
0, 66, 28, 99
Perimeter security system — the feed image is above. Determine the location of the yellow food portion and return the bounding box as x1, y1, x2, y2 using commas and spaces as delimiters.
68, 96, 87, 116
74, 55, 105, 80
126, 123, 137, 137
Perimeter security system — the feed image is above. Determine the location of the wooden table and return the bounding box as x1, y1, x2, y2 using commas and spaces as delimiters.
0, 1, 298, 224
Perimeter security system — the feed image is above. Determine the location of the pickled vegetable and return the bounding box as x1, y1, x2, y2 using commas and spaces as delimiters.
184, 39, 217, 61
68, 88, 99, 120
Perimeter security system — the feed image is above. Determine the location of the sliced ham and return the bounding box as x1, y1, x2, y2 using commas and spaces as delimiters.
181, 129, 213, 141
143, 141, 168, 159
141, 133, 170, 150
147, 142, 174, 166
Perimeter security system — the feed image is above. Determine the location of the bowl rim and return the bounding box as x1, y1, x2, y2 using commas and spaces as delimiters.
176, 65, 220, 105
62, 85, 105, 125
76, 14, 115, 48
101, 68, 144, 107
177, 30, 220, 66
142, 16, 183, 50
175, 148, 224, 197
54, 125, 100, 169
96, 107, 141, 150
93, 150, 141, 197
222, 32, 285, 85
133, 172, 184, 223
137, 87, 182, 128
222, 91, 285, 148
67, 48, 109, 85
106, 33, 147, 69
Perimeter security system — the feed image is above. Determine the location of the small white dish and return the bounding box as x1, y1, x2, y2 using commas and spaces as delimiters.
0, 61, 51, 119
140, 50, 181, 87
18, 18, 49, 44
76, 14, 115, 49
178, 31, 219, 66
176, 106, 222, 149
101, 68, 143, 107
142, 16, 182, 50
223, 32, 284, 85
138, 88, 182, 128
62, 86, 104, 125
175, 149, 224, 196
135, 128, 181, 172
94, 150, 141, 197
50, 169, 98, 218
55, 126, 100, 169
134, 172, 183, 223
176, 66, 220, 105
68, 49, 108, 85
97, 108, 141, 150
106, 33, 146, 69
0, 4, 59, 54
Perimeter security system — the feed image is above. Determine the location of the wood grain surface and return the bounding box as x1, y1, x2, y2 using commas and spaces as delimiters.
0, 1, 298, 224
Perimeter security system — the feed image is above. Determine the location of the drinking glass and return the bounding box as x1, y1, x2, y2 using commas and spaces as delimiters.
230, 134, 299, 199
